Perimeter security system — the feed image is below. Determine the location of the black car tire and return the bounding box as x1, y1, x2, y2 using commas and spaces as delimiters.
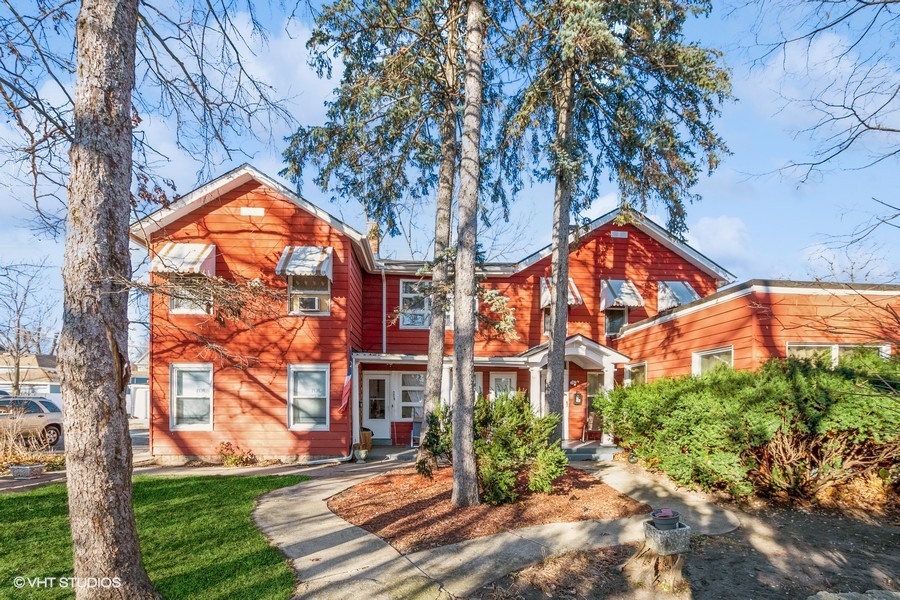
42, 425, 61, 447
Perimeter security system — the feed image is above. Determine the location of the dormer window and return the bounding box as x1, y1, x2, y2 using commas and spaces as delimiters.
600, 279, 644, 337
658, 281, 700, 312
276, 246, 334, 317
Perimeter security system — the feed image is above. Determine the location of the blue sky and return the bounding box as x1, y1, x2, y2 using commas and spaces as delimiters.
0, 1, 897, 326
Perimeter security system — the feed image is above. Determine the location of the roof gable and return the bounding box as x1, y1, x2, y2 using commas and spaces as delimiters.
516, 209, 734, 284
130, 164, 377, 271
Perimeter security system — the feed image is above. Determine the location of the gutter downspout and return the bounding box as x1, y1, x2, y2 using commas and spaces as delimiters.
381, 267, 387, 353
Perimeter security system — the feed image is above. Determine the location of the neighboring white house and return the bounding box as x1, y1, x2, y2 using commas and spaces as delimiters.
127, 351, 149, 419
0, 353, 61, 403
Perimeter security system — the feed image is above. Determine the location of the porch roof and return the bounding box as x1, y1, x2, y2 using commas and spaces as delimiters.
352, 352, 528, 367
518, 334, 630, 369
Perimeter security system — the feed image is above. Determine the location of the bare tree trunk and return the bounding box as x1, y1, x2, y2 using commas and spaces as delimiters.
545, 65, 576, 443
58, 1, 160, 598
420, 10, 459, 466
451, 0, 485, 508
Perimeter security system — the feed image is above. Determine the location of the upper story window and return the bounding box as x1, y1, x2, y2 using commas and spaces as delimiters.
400, 280, 430, 329
600, 279, 644, 337
543, 306, 569, 336
276, 246, 334, 317
169, 275, 213, 315
150, 242, 217, 316
289, 276, 331, 315
605, 308, 628, 337
658, 281, 700, 312
692, 346, 733, 376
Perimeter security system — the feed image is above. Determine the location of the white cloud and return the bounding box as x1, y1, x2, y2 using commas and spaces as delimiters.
686, 215, 757, 278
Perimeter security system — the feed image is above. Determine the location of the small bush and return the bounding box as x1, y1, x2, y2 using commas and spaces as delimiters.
601, 354, 900, 500
415, 404, 453, 478
217, 441, 257, 467
418, 392, 568, 504
0, 410, 61, 475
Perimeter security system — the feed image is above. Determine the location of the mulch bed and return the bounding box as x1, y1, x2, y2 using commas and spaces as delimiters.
327, 466, 651, 554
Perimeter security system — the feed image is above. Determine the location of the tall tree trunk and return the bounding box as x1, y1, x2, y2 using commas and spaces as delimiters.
545, 65, 576, 443
58, 1, 160, 598
420, 8, 459, 465
451, 0, 485, 508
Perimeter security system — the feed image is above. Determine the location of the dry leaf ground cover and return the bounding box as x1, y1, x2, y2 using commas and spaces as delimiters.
327, 466, 650, 553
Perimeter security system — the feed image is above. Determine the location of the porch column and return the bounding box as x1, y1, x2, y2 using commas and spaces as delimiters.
529, 367, 542, 416
601, 359, 616, 445
440, 364, 452, 405
351, 358, 361, 445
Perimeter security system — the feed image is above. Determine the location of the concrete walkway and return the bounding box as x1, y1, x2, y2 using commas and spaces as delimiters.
253, 460, 740, 599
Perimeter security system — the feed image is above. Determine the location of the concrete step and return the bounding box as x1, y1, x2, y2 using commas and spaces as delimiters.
564, 446, 620, 462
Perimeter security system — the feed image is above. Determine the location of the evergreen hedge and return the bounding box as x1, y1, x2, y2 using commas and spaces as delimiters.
599, 352, 900, 498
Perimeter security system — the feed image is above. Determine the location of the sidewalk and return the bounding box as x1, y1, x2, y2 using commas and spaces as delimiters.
253, 460, 740, 599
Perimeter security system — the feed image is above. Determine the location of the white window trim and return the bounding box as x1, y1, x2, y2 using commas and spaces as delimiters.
605, 307, 629, 337
625, 362, 648, 386
489, 372, 516, 400
692, 346, 734, 376
288, 363, 330, 431
169, 278, 213, 315
397, 372, 426, 421
288, 275, 331, 317
399, 279, 431, 330
786, 342, 891, 367
170, 363, 213, 431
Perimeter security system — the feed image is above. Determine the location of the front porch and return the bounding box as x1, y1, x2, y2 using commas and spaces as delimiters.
350, 335, 631, 447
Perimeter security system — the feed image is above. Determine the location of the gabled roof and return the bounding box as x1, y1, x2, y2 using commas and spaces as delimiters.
130, 163, 378, 272
129, 164, 732, 282
515, 209, 734, 284
518, 334, 630, 366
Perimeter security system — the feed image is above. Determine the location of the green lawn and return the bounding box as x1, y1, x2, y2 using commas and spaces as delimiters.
0, 474, 308, 599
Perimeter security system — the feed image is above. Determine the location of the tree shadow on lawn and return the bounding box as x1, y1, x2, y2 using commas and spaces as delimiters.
0, 474, 307, 600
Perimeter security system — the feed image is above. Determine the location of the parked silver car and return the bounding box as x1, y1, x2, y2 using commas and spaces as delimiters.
0, 397, 63, 446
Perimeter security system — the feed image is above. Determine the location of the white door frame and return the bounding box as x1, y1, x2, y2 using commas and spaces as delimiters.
539, 368, 570, 440
362, 372, 391, 439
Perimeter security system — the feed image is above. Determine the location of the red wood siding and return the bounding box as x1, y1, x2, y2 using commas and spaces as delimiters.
359, 224, 719, 357
149, 182, 357, 458
615, 288, 897, 381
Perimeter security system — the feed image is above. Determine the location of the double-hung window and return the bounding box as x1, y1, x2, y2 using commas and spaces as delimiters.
605, 308, 628, 337
169, 275, 212, 315
170, 364, 213, 430
289, 276, 331, 315
399, 280, 430, 328
288, 364, 330, 430
692, 347, 733, 375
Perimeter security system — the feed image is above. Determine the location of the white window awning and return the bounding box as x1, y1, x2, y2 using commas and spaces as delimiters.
540, 277, 584, 308
658, 281, 700, 311
150, 243, 216, 275
600, 279, 645, 310
276, 246, 334, 280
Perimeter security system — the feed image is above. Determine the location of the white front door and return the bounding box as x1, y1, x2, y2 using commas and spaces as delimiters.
538, 369, 570, 440
363, 373, 391, 439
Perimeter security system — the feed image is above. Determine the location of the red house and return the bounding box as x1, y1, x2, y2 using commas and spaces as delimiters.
131, 165, 899, 462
